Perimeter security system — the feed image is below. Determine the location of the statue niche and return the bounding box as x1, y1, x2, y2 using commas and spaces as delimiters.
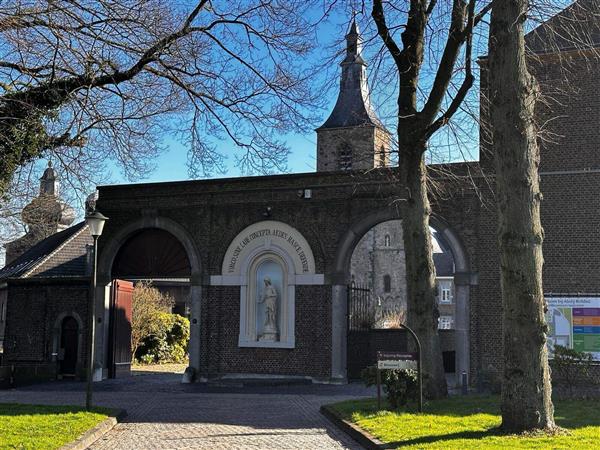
258, 277, 278, 341
255, 258, 283, 342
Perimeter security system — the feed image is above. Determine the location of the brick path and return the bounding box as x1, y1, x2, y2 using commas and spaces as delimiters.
0, 374, 370, 449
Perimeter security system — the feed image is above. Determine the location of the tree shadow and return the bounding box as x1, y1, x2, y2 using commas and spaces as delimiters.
381, 427, 503, 448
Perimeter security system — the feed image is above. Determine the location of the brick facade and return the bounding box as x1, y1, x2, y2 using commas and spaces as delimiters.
1, 278, 89, 386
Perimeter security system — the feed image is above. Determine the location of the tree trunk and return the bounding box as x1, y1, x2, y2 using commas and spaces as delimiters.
488, 0, 555, 432
400, 142, 447, 399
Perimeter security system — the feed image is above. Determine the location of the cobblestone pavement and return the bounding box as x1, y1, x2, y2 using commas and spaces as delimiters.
0, 374, 372, 449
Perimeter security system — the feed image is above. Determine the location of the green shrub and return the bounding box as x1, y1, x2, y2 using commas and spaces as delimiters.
361, 365, 419, 409
135, 313, 190, 364
552, 345, 595, 396
138, 354, 154, 365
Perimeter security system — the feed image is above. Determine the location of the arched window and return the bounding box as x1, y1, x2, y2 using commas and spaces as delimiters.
384, 234, 391, 247
338, 144, 352, 171
383, 274, 391, 293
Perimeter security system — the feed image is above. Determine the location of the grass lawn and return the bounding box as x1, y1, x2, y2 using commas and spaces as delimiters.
329, 395, 600, 449
0, 403, 109, 450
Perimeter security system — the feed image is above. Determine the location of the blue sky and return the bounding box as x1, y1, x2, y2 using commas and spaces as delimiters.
105, 1, 504, 187
139, 130, 321, 184
94, 0, 578, 189
106, 0, 544, 186
107, 7, 355, 185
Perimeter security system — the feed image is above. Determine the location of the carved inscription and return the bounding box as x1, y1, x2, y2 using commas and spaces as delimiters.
228, 228, 310, 273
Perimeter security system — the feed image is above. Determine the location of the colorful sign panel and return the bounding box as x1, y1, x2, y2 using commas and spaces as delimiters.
545, 297, 600, 361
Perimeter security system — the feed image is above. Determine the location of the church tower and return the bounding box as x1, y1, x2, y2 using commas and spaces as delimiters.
4, 162, 75, 264
316, 19, 391, 172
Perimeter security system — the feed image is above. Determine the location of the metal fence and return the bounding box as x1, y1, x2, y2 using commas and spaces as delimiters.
347, 283, 374, 331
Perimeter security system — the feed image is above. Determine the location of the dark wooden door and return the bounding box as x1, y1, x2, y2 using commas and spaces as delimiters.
60, 316, 79, 376
108, 279, 134, 378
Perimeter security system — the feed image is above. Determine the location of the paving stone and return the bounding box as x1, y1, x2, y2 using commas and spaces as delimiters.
0, 375, 370, 449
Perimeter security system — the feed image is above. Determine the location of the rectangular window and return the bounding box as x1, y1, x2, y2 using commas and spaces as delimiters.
438, 281, 453, 304
438, 316, 453, 330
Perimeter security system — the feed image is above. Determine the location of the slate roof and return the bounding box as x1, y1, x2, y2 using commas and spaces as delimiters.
0, 222, 91, 281
432, 231, 455, 277
434, 252, 455, 277
318, 86, 384, 130
317, 19, 386, 131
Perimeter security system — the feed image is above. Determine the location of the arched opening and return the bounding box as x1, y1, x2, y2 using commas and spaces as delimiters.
383, 274, 391, 293
334, 211, 470, 387
59, 316, 79, 377
108, 228, 193, 378
112, 228, 191, 280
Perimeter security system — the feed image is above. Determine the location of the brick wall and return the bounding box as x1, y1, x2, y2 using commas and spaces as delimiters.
201, 285, 332, 379
2, 278, 89, 385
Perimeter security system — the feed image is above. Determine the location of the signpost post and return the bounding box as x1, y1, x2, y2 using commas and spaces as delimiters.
375, 324, 423, 412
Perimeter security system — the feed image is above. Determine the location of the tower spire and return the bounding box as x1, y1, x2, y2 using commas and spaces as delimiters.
315, 16, 390, 172
317, 17, 382, 131
39, 160, 59, 196
316, 12, 391, 172
345, 15, 361, 61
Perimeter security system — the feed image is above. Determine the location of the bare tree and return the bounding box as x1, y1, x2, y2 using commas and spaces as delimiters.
369, 0, 490, 398
0, 0, 323, 199
487, 0, 600, 432
488, 0, 555, 432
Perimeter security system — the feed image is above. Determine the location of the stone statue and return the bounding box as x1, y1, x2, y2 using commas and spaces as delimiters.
258, 277, 278, 341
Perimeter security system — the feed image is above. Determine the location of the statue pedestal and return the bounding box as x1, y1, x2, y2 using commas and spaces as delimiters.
259, 330, 278, 342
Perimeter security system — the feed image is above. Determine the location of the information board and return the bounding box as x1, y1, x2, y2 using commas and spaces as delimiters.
545, 297, 600, 360
376, 352, 418, 370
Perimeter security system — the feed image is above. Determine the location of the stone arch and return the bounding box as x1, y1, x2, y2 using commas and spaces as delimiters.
98, 216, 202, 283
333, 209, 469, 279
95, 216, 203, 380
51, 311, 85, 378
219, 220, 317, 279
330, 208, 472, 387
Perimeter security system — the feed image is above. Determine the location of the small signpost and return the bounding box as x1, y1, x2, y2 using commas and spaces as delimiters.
375, 324, 423, 412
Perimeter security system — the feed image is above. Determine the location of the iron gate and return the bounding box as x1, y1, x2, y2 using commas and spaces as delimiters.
347, 283, 372, 379
347, 283, 373, 332
346, 283, 407, 379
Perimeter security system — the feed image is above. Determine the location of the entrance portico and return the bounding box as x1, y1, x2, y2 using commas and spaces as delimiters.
94, 168, 479, 385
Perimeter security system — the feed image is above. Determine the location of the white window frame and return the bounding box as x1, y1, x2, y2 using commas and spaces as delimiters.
438, 315, 453, 330
437, 278, 454, 304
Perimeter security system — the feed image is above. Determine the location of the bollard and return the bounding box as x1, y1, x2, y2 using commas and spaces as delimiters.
461, 370, 468, 395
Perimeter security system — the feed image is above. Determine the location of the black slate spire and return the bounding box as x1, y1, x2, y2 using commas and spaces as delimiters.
317, 19, 384, 129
